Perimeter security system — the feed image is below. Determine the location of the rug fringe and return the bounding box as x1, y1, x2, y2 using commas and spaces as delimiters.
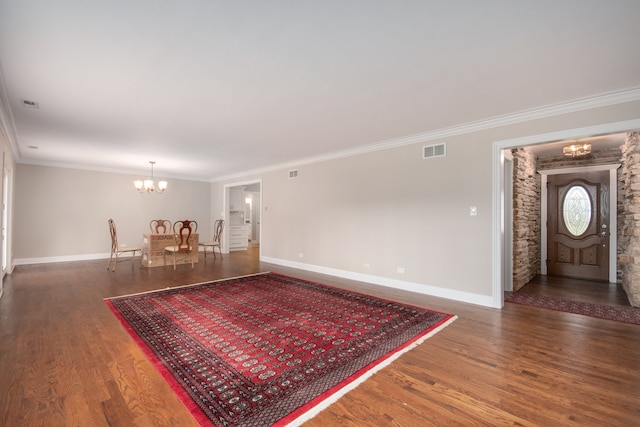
284, 315, 458, 427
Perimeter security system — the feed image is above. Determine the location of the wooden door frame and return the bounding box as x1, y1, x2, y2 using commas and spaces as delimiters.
539, 165, 619, 283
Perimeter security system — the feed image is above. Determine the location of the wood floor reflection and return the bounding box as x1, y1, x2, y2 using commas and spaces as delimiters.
1, 247, 638, 426
514, 274, 631, 307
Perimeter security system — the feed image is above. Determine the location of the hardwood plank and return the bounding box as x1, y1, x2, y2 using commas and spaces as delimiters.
0, 247, 638, 426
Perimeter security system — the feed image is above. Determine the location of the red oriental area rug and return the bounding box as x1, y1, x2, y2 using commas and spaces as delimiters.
506, 293, 640, 325
105, 272, 456, 426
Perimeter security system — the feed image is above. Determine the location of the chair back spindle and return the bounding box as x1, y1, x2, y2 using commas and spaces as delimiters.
150, 219, 171, 234
164, 220, 198, 269
108, 218, 118, 252
213, 219, 224, 242
200, 219, 224, 261
173, 220, 198, 252
107, 218, 142, 271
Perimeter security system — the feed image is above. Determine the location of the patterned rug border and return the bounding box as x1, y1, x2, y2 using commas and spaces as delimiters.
505, 292, 640, 325
105, 297, 210, 425
104, 272, 457, 426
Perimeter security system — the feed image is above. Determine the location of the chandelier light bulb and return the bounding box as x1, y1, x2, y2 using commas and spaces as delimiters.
134, 161, 167, 194
562, 142, 591, 157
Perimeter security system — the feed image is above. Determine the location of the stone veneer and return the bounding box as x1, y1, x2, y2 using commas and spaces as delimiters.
511, 148, 540, 291
618, 131, 640, 307
537, 147, 623, 171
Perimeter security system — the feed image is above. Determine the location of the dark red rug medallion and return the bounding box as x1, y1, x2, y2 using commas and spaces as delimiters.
105, 273, 456, 426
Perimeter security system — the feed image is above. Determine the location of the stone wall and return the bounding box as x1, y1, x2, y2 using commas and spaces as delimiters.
511, 148, 540, 290
537, 147, 623, 171
618, 132, 640, 306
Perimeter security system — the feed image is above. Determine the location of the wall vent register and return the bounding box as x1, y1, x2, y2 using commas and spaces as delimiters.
423, 143, 446, 159
22, 99, 39, 109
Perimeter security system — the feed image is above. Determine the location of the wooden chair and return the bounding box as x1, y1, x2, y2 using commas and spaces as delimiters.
107, 218, 142, 271
200, 219, 224, 260
150, 219, 171, 234
164, 220, 198, 269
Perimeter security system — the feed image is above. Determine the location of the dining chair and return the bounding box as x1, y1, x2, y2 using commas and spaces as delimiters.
107, 218, 143, 271
150, 219, 171, 234
200, 219, 224, 260
164, 220, 198, 269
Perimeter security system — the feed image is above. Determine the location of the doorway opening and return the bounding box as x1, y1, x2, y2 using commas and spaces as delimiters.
224, 180, 262, 255
540, 166, 618, 283
492, 119, 640, 308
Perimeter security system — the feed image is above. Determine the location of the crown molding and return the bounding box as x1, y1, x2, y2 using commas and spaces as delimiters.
2, 71, 638, 183
17, 158, 212, 183
213, 86, 640, 182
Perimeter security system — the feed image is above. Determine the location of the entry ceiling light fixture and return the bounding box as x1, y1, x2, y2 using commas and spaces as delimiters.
134, 161, 167, 194
563, 142, 592, 157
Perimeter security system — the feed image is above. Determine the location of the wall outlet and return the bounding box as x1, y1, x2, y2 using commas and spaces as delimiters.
470, 206, 478, 216
364, 263, 370, 268
397, 267, 405, 274
298, 252, 304, 258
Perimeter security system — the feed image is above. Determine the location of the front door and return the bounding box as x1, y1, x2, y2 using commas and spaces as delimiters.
547, 171, 609, 281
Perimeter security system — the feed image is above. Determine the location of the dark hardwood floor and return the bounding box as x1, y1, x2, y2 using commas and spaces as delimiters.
1, 248, 638, 426
512, 274, 632, 307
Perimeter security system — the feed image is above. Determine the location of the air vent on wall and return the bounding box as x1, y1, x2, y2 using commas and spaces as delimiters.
22, 99, 39, 109
423, 142, 446, 159
288, 169, 299, 179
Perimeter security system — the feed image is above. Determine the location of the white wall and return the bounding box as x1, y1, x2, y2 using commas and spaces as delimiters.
256, 132, 492, 299
13, 164, 211, 263
9, 99, 640, 306
213, 99, 640, 307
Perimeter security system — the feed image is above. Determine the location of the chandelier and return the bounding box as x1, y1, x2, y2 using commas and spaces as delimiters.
563, 143, 592, 157
134, 161, 167, 194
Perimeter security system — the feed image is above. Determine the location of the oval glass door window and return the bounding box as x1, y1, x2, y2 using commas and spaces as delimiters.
563, 185, 591, 236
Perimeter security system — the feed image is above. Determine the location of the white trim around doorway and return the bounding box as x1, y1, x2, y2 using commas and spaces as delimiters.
223, 179, 263, 255
492, 118, 640, 309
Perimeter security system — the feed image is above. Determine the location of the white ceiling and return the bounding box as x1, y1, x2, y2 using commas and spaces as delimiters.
1, 1, 639, 182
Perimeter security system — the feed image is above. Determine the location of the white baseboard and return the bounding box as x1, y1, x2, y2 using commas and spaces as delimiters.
12, 253, 497, 308
14, 252, 114, 266
13, 247, 222, 267
260, 256, 497, 308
